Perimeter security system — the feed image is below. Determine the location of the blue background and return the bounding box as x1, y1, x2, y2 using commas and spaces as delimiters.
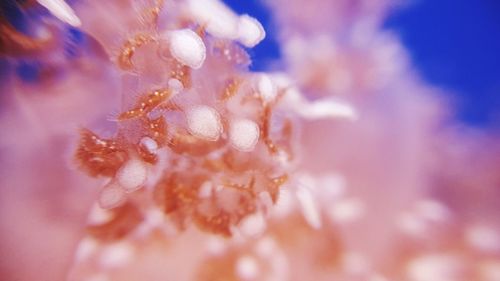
224, 0, 500, 128
2, 0, 498, 127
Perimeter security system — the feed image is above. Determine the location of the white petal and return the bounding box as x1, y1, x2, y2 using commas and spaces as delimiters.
74, 238, 98, 263
256, 74, 277, 103
116, 158, 147, 193
168, 78, 184, 95
329, 197, 365, 224
237, 15, 265, 47
301, 99, 357, 120
406, 254, 464, 281
272, 188, 294, 218
37, 0, 81, 27
98, 182, 126, 209
186, 0, 239, 39
296, 186, 322, 229
140, 136, 158, 153
99, 242, 135, 268
283, 87, 358, 120
239, 212, 266, 238
255, 237, 278, 258
236, 255, 260, 280
198, 181, 214, 198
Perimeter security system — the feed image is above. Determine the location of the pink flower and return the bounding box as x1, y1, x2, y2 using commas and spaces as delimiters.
0, 1, 499, 281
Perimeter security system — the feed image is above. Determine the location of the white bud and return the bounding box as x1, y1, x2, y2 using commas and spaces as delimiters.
302, 99, 358, 120
99, 242, 135, 268
283, 88, 358, 120
186, 105, 222, 141
236, 255, 260, 280
229, 118, 260, 152
255, 237, 278, 258
238, 15, 265, 47
239, 212, 266, 238
98, 182, 126, 209
168, 78, 184, 95
272, 189, 294, 218
198, 181, 214, 198
257, 74, 277, 103
74, 238, 98, 263
169, 29, 206, 69
140, 137, 158, 153
186, 0, 239, 39
116, 158, 147, 193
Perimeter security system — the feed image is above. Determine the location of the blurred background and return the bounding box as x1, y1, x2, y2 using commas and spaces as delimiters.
224, 0, 500, 128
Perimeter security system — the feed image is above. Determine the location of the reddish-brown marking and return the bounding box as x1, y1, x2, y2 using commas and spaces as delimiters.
268, 174, 288, 203
137, 116, 168, 163
193, 210, 232, 237
168, 130, 223, 156
75, 129, 128, 177
170, 63, 192, 88
222, 176, 256, 196
144, 116, 168, 146
260, 105, 280, 155
220, 77, 242, 101
154, 172, 205, 230
140, 0, 165, 26
117, 33, 155, 70
118, 88, 171, 120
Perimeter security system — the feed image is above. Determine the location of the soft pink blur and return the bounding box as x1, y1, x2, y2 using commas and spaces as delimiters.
0, 1, 499, 281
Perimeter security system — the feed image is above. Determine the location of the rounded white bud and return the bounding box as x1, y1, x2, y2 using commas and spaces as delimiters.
169, 29, 206, 69
186, 105, 222, 141
116, 158, 147, 193
229, 118, 260, 152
